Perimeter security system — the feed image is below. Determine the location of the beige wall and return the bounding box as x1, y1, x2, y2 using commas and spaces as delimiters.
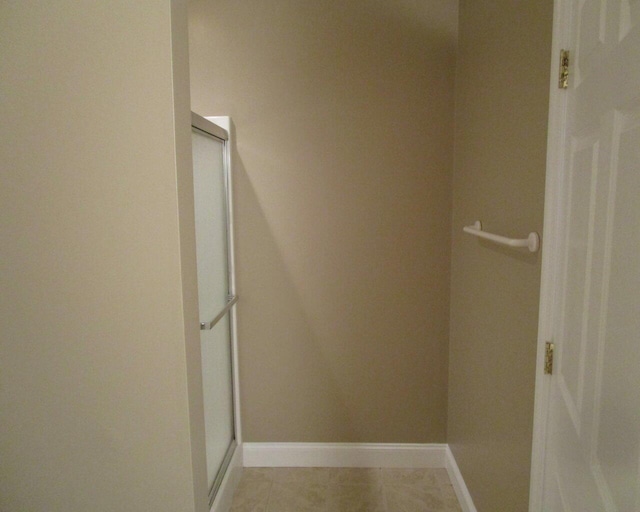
447, 1, 553, 511
0, 2, 208, 511
189, 0, 458, 442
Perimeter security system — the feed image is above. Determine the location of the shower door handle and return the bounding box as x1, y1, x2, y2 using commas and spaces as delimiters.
200, 295, 239, 330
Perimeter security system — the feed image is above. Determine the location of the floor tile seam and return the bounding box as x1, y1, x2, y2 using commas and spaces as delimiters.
382, 481, 445, 491
263, 478, 275, 512
266, 480, 331, 512
272, 480, 331, 488
323, 479, 330, 512
384, 482, 453, 511
328, 482, 384, 490
381, 477, 390, 512
328, 467, 383, 487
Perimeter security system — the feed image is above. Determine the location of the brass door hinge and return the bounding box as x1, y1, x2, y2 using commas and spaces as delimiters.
544, 342, 555, 375
559, 49, 570, 89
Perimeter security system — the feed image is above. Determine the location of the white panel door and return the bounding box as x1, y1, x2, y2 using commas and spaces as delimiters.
541, 0, 640, 510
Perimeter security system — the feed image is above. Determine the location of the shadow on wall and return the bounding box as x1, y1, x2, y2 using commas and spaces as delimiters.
232, 148, 358, 441
189, 0, 458, 443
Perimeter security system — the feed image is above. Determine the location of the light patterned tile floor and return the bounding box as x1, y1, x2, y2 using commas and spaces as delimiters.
229, 467, 463, 512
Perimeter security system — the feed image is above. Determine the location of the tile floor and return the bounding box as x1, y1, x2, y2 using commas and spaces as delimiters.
228, 467, 463, 512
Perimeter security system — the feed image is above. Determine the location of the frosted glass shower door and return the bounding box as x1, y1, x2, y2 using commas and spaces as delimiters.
191, 116, 236, 502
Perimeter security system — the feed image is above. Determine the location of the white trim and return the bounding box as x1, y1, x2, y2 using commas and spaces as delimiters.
445, 446, 478, 512
242, 442, 447, 468
206, 115, 242, 446
210, 444, 244, 512
529, 0, 572, 510
207, 116, 230, 134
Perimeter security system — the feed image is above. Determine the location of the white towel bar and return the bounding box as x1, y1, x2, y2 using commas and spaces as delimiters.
463, 221, 539, 253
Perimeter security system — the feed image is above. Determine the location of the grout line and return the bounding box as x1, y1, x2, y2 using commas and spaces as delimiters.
324, 477, 329, 512
381, 483, 389, 511
380, 468, 389, 512
264, 474, 274, 512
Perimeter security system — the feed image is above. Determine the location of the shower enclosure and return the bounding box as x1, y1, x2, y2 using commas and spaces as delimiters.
191, 113, 239, 507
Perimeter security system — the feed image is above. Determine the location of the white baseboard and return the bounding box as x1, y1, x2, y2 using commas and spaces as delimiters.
210, 444, 243, 512
444, 446, 478, 512
242, 442, 447, 468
